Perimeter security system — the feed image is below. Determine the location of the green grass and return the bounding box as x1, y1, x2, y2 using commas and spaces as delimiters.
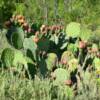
0, 68, 99, 100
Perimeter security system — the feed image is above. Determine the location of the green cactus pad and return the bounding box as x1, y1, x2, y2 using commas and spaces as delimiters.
23, 36, 37, 60
93, 57, 100, 71
61, 51, 74, 64
11, 27, 24, 49
79, 27, 92, 42
13, 50, 27, 67
53, 68, 70, 85
46, 53, 58, 71
67, 43, 78, 54
23, 36, 37, 51
66, 22, 80, 38
68, 58, 78, 72
90, 29, 100, 44
1, 48, 14, 67
92, 43, 98, 50
13, 50, 35, 71
25, 56, 35, 65
37, 38, 50, 52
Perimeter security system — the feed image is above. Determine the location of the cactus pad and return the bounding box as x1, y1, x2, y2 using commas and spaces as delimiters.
1, 48, 14, 67
66, 22, 80, 38
61, 51, 74, 64
93, 57, 100, 71
46, 53, 58, 71
11, 27, 24, 49
53, 68, 70, 85
68, 58, 78, 72
37, 38, 50, 52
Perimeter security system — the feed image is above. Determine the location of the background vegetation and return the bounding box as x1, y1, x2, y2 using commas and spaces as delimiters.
0, 0, 100, 25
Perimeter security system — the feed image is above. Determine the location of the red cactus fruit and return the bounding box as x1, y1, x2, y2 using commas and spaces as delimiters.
22, 22, 29, 30
61, 58, 67, 65
40, 25, 46, 31
27, 28, 32, 33
33, 36, 39, 43
18, 19, 25, 24
79, 41, 87, 49
97, 52, 100, 58
35, 31, 39, 36
92, 48, 98, 53
17, 15, 24, 20
64, 80, 72, 86
87, 48, 92, 53
4, 21, 11, 28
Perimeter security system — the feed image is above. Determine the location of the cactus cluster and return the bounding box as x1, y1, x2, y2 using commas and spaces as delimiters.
1, 16, 100, 99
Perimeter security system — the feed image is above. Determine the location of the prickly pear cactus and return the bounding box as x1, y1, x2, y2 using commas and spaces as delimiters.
6, 26, 16, 43
95, 70, 100, 85
68, 58, 78, 72
37, 38, 50, 52
38, 58, 48, 78
50, 34, 59, 45
79, 27, 92, 42
1, 48, 14, 67
1, 48, 34, 71
93, 57, 100, 85
23, 36, 37, 60
12, 50, 31, 71
92, 43, 98, 51
61, 51, 74, 64
46, 53, 58, 71
11, 27, 24, 49
66, 22, 80, 38
67, 43, 78, 54
93, 57, 100, 71
13, 50, 27, 66
25, 56, 35, 65
90, 29, 100, 44
53, 68, 70, 85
